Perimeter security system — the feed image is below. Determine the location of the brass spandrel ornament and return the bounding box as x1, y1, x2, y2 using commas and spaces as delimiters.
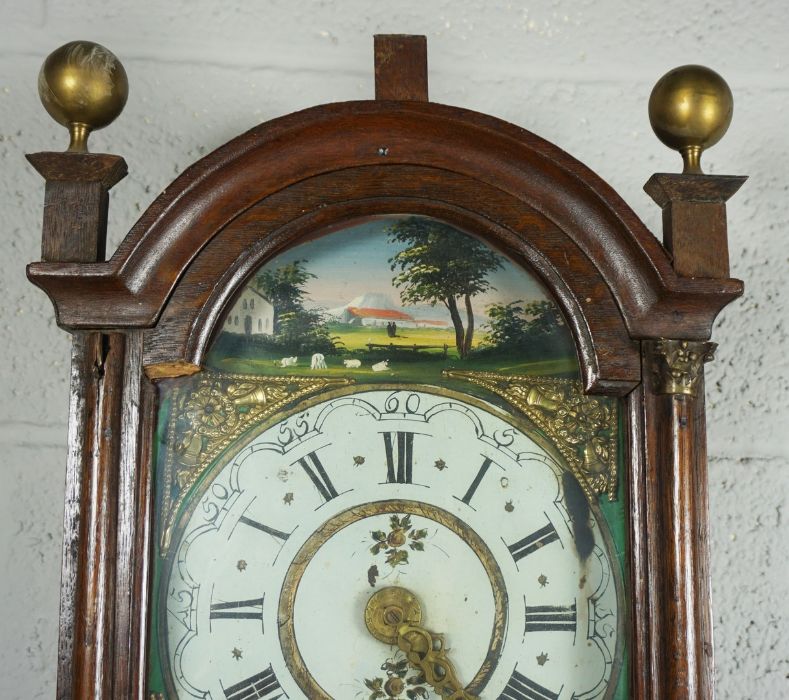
159, 371, 353, 553
444, 370, 618, 500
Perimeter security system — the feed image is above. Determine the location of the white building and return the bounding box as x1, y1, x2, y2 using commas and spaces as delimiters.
223, 286, 274, 336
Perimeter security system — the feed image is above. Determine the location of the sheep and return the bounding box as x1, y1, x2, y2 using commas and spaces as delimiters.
279, 356, 298, 367
310, 353, 327, 369
343, 359, 362, 369
371, 359, 390, 372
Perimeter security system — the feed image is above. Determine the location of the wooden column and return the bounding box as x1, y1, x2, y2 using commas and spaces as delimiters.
639, 173, 744, 699
27, 152, 136, 700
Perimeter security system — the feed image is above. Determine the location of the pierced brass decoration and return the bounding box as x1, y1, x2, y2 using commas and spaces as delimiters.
444, 371, 618, 500
646, 339, 716, 397
159, 371, 352, 554
365, 586, 478, 700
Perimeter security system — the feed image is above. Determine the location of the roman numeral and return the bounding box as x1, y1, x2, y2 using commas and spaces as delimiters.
238, 515, 290, 541
210, 596, 264, 622
524, 603, 577, 632
500, 669, 559, 700
223, 666, 285, 699
507, 522, 560, 562
296, 450, 338, 501
383, 431, 414, 484
460, 457, 493, 505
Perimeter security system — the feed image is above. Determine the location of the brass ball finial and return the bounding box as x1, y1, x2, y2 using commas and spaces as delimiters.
37, 40, 128, 153
648, 65, 733, 174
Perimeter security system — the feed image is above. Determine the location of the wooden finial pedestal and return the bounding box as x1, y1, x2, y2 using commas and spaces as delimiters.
26, 152, 127, 263
645, 173, 746, 278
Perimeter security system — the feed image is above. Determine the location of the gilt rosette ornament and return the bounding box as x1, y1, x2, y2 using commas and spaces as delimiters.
159, 371, 352, 553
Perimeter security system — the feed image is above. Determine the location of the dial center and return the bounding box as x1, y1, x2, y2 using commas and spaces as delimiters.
278, 499, 507, 699
364, 585, 423, 644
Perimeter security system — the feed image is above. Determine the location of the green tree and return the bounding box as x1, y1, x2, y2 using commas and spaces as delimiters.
254, 260, 314, 333
253, 260, 337, 355
483, 299, 573, 358
388, 218, 504, 358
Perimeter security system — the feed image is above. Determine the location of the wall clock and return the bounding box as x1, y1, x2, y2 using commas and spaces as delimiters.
27, 35, 744, 700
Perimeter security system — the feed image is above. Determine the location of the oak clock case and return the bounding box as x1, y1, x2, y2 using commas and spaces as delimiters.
27, 35, 744, 700
151, 217, 626, 700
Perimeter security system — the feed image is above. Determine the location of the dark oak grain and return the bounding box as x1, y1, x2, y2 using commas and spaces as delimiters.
640, 369, 715, 699
26, 153, 127, 262
375, 34, 429, 101
645, 174, 746, 278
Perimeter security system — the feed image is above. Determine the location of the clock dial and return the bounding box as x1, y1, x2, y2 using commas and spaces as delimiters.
162, 389, 620, 699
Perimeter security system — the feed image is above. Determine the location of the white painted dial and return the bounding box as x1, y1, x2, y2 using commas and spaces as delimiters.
164, 389, 620, 700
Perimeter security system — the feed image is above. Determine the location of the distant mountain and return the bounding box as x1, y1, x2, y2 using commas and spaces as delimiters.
347, 292, 398, 310
326, 291, 489, 325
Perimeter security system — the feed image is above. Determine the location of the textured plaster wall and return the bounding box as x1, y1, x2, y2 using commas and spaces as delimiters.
0, 1, 786, 698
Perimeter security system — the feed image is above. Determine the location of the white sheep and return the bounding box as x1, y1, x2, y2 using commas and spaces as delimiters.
371, 360, 390, 372
310, 353, 327, 369
343, 359, 362, 369
279, 356, 298, 367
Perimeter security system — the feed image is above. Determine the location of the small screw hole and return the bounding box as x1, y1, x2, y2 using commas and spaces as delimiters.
377, 146, 389, 156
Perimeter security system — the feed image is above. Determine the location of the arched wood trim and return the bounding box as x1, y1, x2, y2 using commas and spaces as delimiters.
28, 101, 741, 382
142, 165, 639, 393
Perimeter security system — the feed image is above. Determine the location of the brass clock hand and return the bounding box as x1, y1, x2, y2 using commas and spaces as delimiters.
364, 586, 478, 700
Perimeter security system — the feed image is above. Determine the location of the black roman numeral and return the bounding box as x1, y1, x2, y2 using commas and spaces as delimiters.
524, 603, 577, 632
296, 450, 338, 501
383, 431, 414, 484
500, 669, 559, 700
460, 457, 493, 505
223, 666, 285, 699
210, 596, 264, 622
238, 515, 290, 541
507, 522, 560, 562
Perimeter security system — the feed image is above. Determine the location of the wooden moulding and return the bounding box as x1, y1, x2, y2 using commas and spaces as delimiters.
27, 102, 742, 395
141, 165, 641, 395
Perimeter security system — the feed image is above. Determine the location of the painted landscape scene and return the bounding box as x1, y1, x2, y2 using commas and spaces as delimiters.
206, 216, 578, 383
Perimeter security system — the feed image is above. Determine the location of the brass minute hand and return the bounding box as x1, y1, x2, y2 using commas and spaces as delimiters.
364, 586, 478, 700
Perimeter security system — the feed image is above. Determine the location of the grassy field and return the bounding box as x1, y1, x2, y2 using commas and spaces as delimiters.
208, 322, 578, 383
327, 323, 467, 355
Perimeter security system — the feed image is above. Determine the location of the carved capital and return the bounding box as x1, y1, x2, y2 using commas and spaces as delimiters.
645, 339, 716, 396
444, 370, 618, 500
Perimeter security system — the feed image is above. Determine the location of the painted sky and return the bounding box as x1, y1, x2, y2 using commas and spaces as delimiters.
256, 217, 552, 319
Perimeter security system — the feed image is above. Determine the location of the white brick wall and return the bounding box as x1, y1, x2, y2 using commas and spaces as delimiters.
1, 1, 786, 698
